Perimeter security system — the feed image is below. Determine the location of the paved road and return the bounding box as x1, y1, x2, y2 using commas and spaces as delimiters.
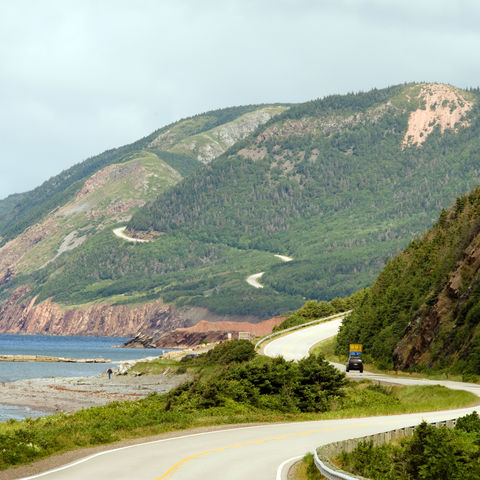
263, 317, 343, 361
21, 318, 480, 480
246, 271, 265, 288
113, 226, 150, 243
245, 254, 292, 289
20, 407, 479, 480
263, 318, 480, 397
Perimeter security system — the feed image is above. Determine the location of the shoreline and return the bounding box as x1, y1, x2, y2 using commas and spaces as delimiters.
0, 356, 188, 415
0, 371, 189, 415
0, 347, 211, 417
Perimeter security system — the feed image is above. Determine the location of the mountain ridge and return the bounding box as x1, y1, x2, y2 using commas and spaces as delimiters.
1, 83, 480, 336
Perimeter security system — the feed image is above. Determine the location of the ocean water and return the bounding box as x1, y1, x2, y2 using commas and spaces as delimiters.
0, 334, 168, 421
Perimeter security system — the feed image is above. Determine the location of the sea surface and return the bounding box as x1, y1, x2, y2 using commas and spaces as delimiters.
0, 334, 169, 421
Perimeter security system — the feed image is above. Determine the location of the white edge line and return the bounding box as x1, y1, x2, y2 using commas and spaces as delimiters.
19, 423, 305, 480
276, 455, 303, 480
20, 407, 480, 479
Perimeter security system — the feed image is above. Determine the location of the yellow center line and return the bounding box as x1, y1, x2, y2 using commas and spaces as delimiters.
154, 422, 374, 479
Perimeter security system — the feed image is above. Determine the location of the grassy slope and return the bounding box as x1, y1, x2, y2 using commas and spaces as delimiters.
13, 152, 181, 275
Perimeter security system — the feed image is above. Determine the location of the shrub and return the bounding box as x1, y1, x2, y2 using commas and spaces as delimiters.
200, 340, 256, 364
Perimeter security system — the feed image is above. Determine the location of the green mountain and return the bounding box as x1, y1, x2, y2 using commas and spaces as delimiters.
336, 186, 480, 374
1, 82, 480, 333
0, 105, 286, 306
125, 83, 480, 311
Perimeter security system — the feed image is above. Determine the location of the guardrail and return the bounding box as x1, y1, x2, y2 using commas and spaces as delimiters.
254, 310, 352, 350
312, 419, 458, 480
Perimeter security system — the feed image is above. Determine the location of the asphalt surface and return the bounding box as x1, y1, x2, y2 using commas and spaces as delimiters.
263, 317, 343, 361
19, 318, 480, 480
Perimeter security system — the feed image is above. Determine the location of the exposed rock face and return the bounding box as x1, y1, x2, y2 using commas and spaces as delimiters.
393, 207, 480, 370
154, 331, 229, 348
403, 83, 473, 147
121, 333, 157, 348
136, 316, 287, 348
0, 288, 187, 336
0, 289, 269, 337
149, 107, 286, 164
176, 317, 286, 336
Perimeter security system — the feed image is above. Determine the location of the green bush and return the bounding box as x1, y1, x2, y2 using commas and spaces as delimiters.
167, 353, 346, 414
337, 417, 480, 480
200, 340, 256, 364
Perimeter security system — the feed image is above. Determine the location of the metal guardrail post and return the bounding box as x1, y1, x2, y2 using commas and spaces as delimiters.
313, 449, 360, 480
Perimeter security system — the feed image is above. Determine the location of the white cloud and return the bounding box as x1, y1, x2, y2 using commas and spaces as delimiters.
1, 0, 479, 198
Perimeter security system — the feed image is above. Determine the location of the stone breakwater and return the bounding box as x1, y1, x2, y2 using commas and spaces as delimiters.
0, 354, 110, 363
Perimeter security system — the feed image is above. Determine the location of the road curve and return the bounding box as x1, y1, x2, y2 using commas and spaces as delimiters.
263, 318, 480, 396
20, 318, 480, 480
246, 254, 292, 289
246, 272, 265, 288
113, 226, 150, 243
263, 317, 344, 361
19, 407, 479, 480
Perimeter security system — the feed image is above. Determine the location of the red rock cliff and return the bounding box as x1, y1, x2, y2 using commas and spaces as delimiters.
0, 288, 187, 336
0, 288, 267, 337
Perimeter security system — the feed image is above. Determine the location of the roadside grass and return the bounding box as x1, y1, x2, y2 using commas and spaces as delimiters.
0, 378, 475, 471
311, 336, 344, 363
129, 358, 187, 375
291, 453, 324, 480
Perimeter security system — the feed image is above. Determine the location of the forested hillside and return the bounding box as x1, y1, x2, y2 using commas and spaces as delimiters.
127, 83, 480, 307
336, 185, 480, 374
2, 83, 480, 329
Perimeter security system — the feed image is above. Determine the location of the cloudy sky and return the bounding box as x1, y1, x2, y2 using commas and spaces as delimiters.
1, 0, 479, 199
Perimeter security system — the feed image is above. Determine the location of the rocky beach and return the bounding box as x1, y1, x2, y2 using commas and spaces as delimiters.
0, 343, 218, 415
0, 369, 189, 414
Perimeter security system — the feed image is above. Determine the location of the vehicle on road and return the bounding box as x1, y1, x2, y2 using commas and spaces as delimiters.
346, 355, 363, 373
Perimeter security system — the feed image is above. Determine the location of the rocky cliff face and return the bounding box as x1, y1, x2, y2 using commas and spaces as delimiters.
393, 227, 480, 370
0, 288, 186, 336
0, 288, 267, 337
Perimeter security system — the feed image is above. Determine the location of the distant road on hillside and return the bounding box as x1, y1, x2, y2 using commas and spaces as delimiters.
113, 226, 150, 243
245, 254, 292, 289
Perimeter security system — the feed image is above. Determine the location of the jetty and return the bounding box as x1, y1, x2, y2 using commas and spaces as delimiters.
0, 355, 111, 363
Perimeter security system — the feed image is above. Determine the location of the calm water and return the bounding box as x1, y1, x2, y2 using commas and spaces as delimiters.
0, 334, 168, 420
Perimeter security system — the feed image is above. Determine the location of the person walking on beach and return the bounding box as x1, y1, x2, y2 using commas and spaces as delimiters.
107, 368, 113, 379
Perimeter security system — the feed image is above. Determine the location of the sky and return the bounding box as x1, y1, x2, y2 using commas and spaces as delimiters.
1, 0, 480, 199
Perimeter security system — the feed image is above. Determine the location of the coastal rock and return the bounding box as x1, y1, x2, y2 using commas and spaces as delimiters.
0, 287, 187, 336
123, 316, 287, 348
0, 287, 267, 337
121, 333, 157, 348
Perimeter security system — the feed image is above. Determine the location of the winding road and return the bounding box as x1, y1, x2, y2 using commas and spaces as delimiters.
20, 318, 480, 480
113, 227, 150, 243
246, 254, 292, 289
